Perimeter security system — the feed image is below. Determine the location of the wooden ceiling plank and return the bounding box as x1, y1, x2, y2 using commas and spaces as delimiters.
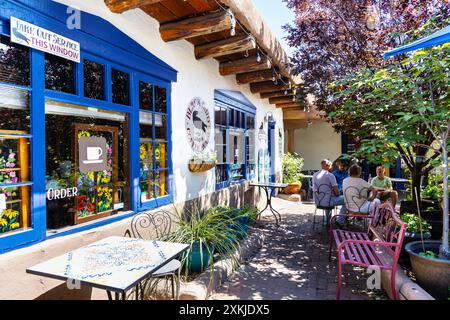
194, 35, 256, 60
104, 0, 164, 13
160, 11, 233, 42
141, 3, 178, 23
219, 56, 271, 76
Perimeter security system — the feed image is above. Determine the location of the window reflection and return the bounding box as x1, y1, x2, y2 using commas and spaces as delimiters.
112, 69, 130, 105
0, 36, 30, 86
45, 54, 76, 94
84, 60, 105, 100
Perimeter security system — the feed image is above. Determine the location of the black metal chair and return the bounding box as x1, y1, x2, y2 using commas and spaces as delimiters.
124, 210, 181, 300
312, 183, 337, 230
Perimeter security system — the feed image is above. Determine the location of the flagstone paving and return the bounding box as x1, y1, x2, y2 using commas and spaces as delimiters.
209, 197, 388, 300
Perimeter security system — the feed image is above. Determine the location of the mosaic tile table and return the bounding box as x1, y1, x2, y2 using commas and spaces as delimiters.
26, 236, 189, 300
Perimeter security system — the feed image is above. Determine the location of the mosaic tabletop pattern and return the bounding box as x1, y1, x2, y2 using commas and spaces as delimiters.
26, 236, 188, 292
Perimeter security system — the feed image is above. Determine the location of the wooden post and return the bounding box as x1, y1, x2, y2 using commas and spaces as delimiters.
194, 35, 256, 60
288, 129, 295, 153
104, 0, 163, 13
160, 12, 233, 42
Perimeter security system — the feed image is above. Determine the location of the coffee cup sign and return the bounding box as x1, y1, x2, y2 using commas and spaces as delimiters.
185, 97, 211, 152
78, 136, 108, 173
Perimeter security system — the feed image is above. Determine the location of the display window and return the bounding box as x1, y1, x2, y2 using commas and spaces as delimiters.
0, 1, 176, 252
45, 101, 130, 229
139, 79, 169, 205
214, 102, 255, 189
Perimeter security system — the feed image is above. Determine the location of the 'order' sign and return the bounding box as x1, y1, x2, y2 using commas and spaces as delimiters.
10, 17, 80, 63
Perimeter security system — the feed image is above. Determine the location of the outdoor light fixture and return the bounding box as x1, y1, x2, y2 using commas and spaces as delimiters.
256, 50, 261, 62
228, 10, 236, 36
264, 111, 274, 123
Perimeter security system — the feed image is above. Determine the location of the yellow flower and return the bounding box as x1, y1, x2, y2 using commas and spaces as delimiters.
10, 222, 20, 230
0, 218, 7, 227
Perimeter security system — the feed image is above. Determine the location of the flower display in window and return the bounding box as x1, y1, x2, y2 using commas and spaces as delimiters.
0, 208, 20, 233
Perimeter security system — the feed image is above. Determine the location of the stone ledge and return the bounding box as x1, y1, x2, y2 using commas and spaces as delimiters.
380, 260, 434, 300
178, 226, 265, 300
277, 193, 301, 202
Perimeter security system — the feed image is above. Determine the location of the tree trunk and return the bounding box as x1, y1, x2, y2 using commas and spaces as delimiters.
411, 168, 422, 206
441, 141, 449, 257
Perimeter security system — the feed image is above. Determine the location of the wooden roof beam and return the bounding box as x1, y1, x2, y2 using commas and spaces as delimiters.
269, 96, 296, 105
249, 80, 291, 94
276, 103, 301, 109
260, 90, 294, 99
160, 11, 233, 42
104, 0, 163, 13
236, 69, 279, 84
195, 35, 256, 60
220, 57, 271, 76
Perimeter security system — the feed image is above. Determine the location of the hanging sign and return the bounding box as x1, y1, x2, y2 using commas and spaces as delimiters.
185, 97, 211, 152
10, 17, 80, 63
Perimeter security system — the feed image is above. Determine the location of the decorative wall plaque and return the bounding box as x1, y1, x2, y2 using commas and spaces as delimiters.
185, 97, 211, 152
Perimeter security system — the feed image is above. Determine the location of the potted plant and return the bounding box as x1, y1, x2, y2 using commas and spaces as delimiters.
282, 152, 304, 194
188, 150, 217, 173
166, 205, 241, 275
400, 213, 432, 249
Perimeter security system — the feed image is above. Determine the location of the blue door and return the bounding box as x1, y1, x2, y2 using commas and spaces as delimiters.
267, 122, 276, 183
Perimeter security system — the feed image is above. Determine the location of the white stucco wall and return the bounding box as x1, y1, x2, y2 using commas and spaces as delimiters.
54, 0, 284, 203
292, 121, 341, 171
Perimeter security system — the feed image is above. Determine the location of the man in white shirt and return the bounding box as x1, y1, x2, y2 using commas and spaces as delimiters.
312, 159, 347, 226
343, 164, 383, 214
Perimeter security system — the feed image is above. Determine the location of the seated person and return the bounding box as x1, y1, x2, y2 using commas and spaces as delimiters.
332, 160, 349, 195
371, 166, 398, 207
312, 159, 347, 226
343, 164, 383, 215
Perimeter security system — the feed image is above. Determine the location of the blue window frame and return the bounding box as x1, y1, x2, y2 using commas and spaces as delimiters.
214, 90, 256, 190
0, 0, 177, 253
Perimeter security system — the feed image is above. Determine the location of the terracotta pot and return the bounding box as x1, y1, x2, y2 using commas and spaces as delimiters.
284, 182, 302, 194
405, 240, 450, 300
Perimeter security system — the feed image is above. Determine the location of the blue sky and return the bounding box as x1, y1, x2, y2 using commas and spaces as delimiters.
253, 0, 295, 57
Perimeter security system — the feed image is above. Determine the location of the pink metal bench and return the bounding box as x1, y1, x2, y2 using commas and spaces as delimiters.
328, 202, 406, 300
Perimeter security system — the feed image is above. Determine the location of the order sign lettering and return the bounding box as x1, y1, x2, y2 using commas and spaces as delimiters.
185, 97, 211, 152
10, 17, 80, 63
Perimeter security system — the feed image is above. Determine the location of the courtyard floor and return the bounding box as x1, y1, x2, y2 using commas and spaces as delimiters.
209, 197, 388, 300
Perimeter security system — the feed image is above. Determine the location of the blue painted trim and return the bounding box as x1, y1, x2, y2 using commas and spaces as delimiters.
214, 94, 256, 190
0, 182, 33, 188
215, 90, 256, 115
0, 0, 177, 82
268, 122, 276, 183
0, 0, 176, 253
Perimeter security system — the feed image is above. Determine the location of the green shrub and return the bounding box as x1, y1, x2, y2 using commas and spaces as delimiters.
282, 152, 304, 184
400, 213, 432, 234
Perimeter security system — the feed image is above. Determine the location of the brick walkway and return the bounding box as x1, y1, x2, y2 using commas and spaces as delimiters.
209, 198, 388, 300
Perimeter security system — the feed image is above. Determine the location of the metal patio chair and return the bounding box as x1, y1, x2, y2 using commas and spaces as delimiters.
312, 183, 337, 230
124, 210, 181, 300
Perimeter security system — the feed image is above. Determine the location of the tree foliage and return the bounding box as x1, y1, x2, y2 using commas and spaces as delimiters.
283, 0, 449, 105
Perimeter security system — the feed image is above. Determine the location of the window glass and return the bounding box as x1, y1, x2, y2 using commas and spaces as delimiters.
45, 54, 76, 94
155, 114, 167, 140
246, 116, 255, 178
155, 86, 167, 113
139, 111, 153, 140
84, 60, 105, 100
139, 81, 153, 111
45, 100, 130, 230
0, 85, 30, 131
112, 69, 130, 106
0, 36, 30, 86
0, 137, 31, 235
230, 129, 245, 181
0, 84, 31, 235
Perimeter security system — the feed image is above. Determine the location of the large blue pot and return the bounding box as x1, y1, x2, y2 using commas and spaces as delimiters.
186, 241, 212, 273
